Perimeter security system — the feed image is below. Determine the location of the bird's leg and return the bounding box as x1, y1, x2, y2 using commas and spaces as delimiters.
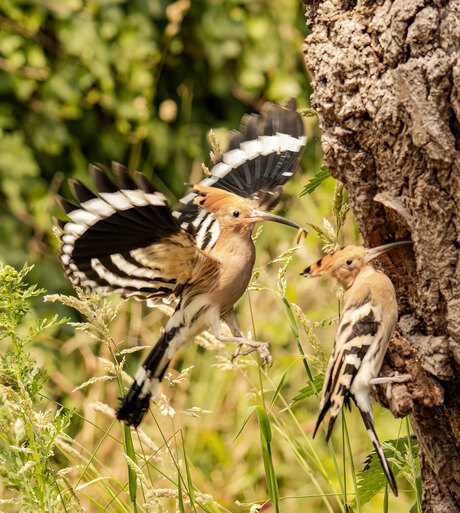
370, 372, 412, 401
370, 373, 412, 386
216, 309, 273, 366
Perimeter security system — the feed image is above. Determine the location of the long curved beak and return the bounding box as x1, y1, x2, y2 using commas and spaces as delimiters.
250, 210, 308, 234
364, 240, 412, 263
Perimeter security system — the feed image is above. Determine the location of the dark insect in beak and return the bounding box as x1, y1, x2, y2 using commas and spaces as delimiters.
300, 266, 311, 277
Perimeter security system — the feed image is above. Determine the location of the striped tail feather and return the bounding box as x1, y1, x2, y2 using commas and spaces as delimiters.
116, 326, 178, 427
174, 98, 306, 251
313, 398, 344, 443
358, 406, 398, 496
312, 398, 337, 441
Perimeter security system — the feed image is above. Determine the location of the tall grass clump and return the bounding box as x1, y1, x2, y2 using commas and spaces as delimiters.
45, 289, 225, 513
0, 263, 76, 512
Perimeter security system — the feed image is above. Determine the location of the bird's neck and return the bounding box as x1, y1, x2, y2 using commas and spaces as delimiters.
207, 224, 256, 313
338, 264, 374, 290
341, 264, 376, 291
212, 224, 255, 260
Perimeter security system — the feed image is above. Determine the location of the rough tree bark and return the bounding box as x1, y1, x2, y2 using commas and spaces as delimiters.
302, 0, 460, 511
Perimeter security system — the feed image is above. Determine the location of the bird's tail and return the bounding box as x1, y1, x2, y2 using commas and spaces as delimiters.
313, 398, 332, 440
358, 408, 398, 496
313, 394, 343, 442
116, 325, 179, 427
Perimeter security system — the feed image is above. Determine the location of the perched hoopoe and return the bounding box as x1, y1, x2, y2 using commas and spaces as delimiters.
300, 241, 412, 495
57, 99, 307, 427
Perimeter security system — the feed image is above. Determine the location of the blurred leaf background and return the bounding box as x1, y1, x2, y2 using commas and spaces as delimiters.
0, 1, 418, 512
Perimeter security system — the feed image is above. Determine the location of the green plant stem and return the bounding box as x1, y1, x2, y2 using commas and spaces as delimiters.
106, 331, 139, 510
343, 413, 361, 513
406, 417, 422, 513
247, 291, 266, 407
273, 423, 335, 513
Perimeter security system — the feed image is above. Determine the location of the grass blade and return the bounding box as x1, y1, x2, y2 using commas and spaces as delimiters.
254, 406, 272, 444
269, 366, 290, 411
234, 405, 257, 441
343, 415, 361, 513
182, 436, 196, 511
254, 406, 279, 513
123, 424, 138, 509
177, 469, 185, 513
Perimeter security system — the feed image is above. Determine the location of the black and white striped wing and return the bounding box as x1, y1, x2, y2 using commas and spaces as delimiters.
313, 293, 382, 439
57, 163, 216, 301
173, 98, 306, 252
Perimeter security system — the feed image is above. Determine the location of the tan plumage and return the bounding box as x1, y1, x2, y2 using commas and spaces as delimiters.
301, 241, 412, 496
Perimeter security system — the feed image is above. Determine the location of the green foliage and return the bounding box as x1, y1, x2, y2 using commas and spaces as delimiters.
292, 374, 325, 405
299, 165, 331, 197
254, 406, 280, 513
236, 405, 280, 512
352, 436, 419, 509
0, 0, 310, 271
305, 177, 351, 256
0, 264, 74, 511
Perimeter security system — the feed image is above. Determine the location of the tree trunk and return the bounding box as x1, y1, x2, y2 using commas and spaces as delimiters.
302, 0, 460, 510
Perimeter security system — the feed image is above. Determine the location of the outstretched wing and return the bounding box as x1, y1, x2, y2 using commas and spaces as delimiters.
313, 290, 382, 440
57, 163, 220, 301
173, 98, 306, 252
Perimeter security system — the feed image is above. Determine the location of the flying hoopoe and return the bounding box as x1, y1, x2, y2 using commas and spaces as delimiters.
57, 99, 307, 427
300, 240, 412, 495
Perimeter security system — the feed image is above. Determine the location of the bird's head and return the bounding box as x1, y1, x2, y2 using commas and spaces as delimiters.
300, 241, 412, 289
193, 185, 307, 233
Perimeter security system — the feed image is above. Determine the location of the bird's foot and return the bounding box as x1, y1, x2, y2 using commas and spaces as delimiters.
370, 372, 412, 401
217, 335, 273, 366
232, 339, 273, 367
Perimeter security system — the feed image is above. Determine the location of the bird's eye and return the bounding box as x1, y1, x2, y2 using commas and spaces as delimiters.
346, 259, 353, 265
233, 211, 240, 218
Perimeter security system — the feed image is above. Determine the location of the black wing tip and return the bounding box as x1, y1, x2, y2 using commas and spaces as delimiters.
283, 97, 297, 111
134, 171, 157, 194
88, 163, 106, 178
68, 178, 96, 204
218, 98, 303, 161
324, 414, 338, 443
56, 194, 78, 214
111, 161, 128, 175
111, 162, 138, 190
312, 396, 332, 440
89, 163, 118, 193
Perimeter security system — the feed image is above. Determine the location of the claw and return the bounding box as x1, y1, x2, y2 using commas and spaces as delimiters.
217, 334, 273, 367
231, 340, 272, 367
